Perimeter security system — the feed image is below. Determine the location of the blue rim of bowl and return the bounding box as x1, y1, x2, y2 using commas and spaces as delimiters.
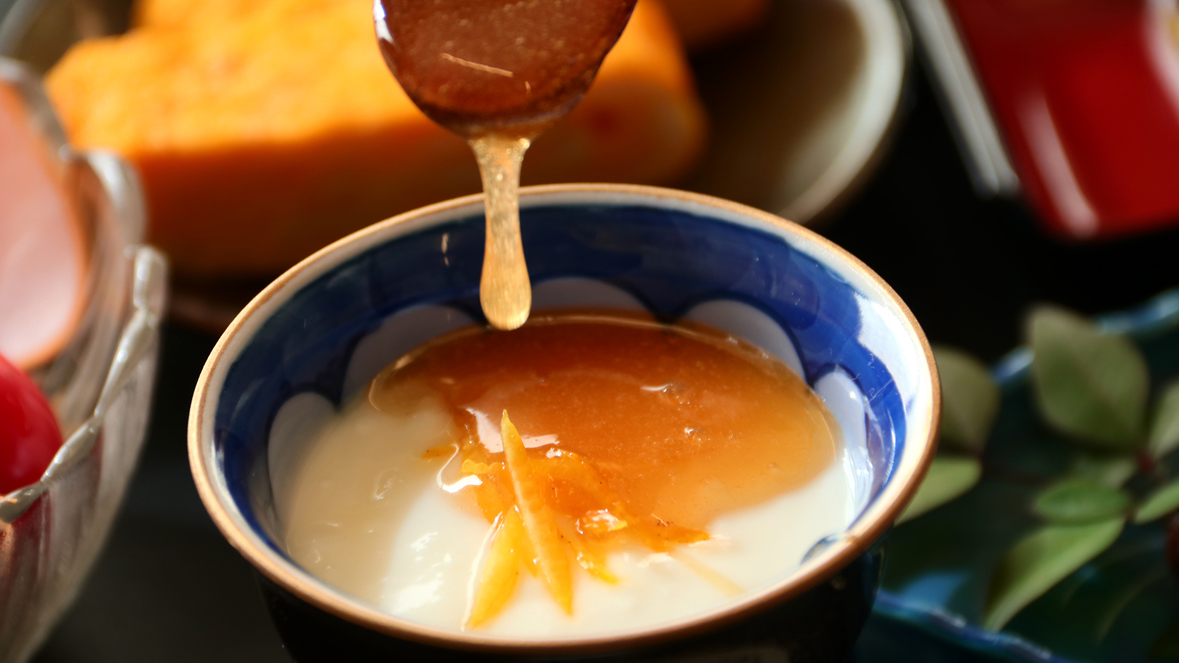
874, 286, 1179, 663
189, 183, 941, 656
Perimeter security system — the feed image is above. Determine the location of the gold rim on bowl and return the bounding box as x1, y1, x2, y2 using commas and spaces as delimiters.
189, 183, 940, 656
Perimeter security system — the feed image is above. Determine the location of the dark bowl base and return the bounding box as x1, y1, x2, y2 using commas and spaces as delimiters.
258, 549, 881, 663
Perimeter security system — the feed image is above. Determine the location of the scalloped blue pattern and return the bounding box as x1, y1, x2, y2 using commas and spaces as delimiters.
213, 204, 908, 551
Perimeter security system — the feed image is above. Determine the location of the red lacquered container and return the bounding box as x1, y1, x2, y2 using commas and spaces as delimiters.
907, 0, 1179, 239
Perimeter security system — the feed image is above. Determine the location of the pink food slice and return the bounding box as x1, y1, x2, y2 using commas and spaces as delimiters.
0, 82, 88, 370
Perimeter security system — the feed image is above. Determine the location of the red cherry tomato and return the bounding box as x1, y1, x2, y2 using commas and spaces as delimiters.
0, 353, 62, 494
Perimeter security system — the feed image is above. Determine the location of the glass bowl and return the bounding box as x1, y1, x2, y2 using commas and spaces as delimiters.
0, 57, 165, 663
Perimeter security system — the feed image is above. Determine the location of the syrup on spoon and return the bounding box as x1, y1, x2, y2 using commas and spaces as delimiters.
375, 0, 637, 330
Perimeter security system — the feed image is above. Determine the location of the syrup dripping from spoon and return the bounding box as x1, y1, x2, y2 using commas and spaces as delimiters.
375, 0, 637, 330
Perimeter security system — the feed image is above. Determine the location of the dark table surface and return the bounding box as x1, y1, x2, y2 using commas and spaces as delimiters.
27, 55, 1179, 663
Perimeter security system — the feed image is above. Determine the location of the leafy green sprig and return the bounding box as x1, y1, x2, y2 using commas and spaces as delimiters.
898, 305, 1179, 632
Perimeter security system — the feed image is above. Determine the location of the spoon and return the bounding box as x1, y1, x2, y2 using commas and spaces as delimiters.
374, 0, 637, 330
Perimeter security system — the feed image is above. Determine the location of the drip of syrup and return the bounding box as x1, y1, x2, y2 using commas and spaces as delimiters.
374, 0, 637, 329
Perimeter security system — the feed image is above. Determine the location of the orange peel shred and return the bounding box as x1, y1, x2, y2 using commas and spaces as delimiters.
467, 509, 526, 628
439, 410, 730, 627
500, 411, 573, 614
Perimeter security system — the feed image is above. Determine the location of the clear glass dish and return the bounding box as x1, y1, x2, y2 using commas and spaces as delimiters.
0, 57, 165, 663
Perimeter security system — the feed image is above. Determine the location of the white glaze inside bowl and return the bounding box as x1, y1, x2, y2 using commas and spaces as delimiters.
276, 395, 854, 640
268, 289, 866, 641
192, 185, 938, 654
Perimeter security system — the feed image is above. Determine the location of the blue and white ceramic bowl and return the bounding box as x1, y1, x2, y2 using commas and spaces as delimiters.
189, 184, 940, 661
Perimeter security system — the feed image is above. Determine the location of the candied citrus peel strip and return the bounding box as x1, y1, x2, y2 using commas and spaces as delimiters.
538, 450, 709, 550
668, 549, 742, 597
473, 468, 515, 527
462, 459, 503, 475
467, 509, 527, 629
432, 413, 736, 626
557, 520, 620, 585
500, 411, 573, 613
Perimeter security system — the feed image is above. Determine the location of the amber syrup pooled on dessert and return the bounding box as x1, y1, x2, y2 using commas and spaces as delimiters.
369, 312, 841, 626
375, 0, 637, 330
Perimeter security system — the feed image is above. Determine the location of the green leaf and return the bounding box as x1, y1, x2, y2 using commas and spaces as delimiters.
934, 345, 1000, 453
1033, 478, 1131, 524
1134, 478, 1179, 524
983, 518, 1124, 631
1028, 306, 1149, 450
1149, 380, 1179, 459
1068, 453, 1138, 487
897, 455, 982, 524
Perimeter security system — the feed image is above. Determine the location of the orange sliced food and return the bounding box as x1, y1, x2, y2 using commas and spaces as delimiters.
474, 471, 516, 531
668, 549, 742, 597
556, 519, 620, 585
467, 509, 526, 629
539, 450, 709, 551
500, 411, 573, 614
429, 411, 731, 626
0, 83, 88, 370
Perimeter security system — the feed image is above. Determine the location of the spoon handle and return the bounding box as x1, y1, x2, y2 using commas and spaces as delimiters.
471, 134, 532, 331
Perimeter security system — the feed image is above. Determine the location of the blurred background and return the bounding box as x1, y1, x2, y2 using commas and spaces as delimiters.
3, 0, 1179, 660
